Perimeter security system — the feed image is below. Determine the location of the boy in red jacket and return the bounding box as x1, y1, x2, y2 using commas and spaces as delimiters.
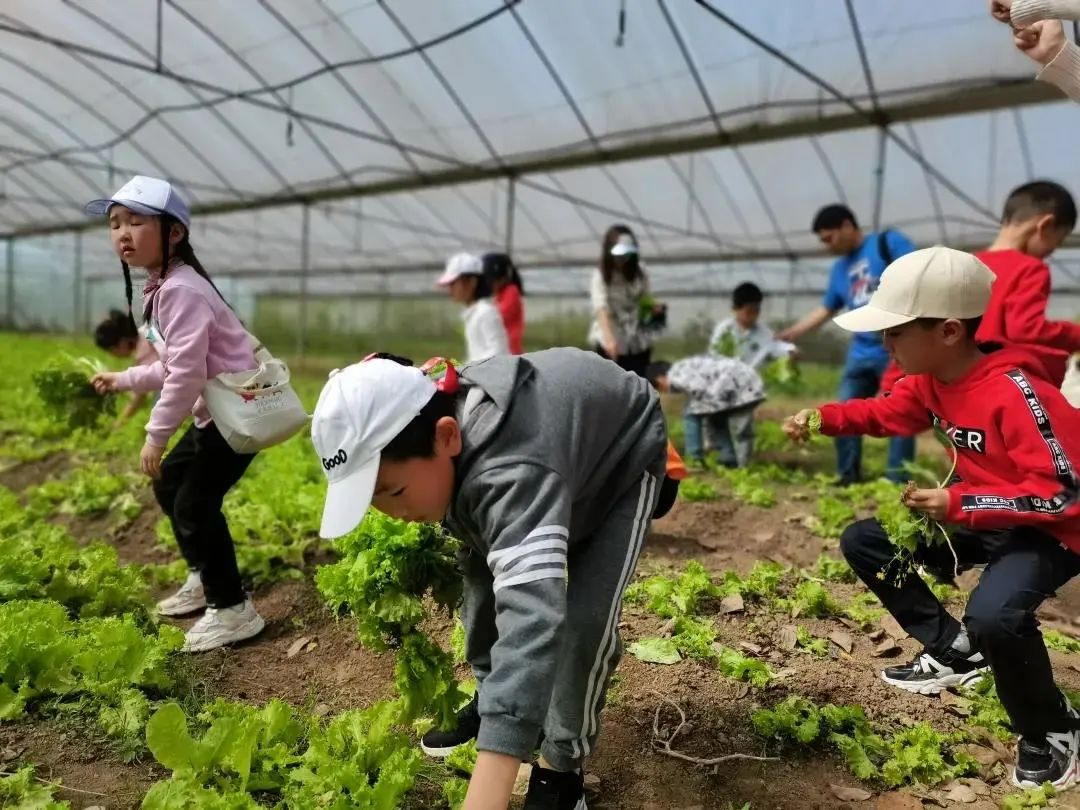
785, 246, 1080, 792
976, 180, 1079, 386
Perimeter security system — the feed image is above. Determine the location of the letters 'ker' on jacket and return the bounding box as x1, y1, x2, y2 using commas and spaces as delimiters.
818, 347, 1080, 552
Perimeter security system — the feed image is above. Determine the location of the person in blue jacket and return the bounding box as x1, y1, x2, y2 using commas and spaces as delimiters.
779, 204, 917, 485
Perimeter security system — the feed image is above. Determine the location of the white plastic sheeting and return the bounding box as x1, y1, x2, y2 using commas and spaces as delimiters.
0, 0, 1077, 323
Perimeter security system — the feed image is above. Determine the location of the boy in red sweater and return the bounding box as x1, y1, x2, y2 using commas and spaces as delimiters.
785, 246, 1080, 791
976, 180, 1079, 386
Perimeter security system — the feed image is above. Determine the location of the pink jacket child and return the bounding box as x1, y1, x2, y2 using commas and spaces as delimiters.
117, 264, 255, 449
86, 175, 266, 655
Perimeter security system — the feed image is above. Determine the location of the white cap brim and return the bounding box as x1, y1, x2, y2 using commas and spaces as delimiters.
436, 268, 460, 287
318, 457, 379, 539
85, 198, 165, 219
833, 305, 915, 333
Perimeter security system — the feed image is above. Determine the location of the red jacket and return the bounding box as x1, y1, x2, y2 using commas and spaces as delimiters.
975, 249, 1080, 386
880, 361, 904, 395
496, 284, 524, 355
819, 348, 1080, 553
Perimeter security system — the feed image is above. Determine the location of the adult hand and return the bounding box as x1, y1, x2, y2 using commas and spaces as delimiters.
1014, 20, 1067, 66
603, 338, 619, 360
783, 410, 818, 444
140, 441, 165, 480
903, 488, 950, 521
91, 371, 122, 394
989, 0, 1012, 24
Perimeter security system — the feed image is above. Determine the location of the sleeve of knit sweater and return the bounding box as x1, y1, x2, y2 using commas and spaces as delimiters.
1038, 39, 1080, 101
1010, 0, 1080, 101
1011, 0, 1080, 27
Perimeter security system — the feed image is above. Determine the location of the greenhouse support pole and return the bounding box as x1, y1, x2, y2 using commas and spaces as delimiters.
298, 203, 310, 358
505, 176, 516, 254
871, 127, 887, 234
5, 238, 13, 328
73, 232, 83, 332
83, 277, 93, 334
785, 260, 796, 323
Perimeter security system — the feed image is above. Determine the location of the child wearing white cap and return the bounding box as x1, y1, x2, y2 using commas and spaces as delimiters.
85, 175, 265, 653
312, 348, 669, 810
438, 252, 510, 362
784, 246, 1080, 794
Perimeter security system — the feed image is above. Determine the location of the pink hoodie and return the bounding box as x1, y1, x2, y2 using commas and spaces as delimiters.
116, 264, 256, 448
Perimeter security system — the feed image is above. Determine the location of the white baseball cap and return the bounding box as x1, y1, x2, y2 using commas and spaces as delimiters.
610, 234, 638, 256
833, 246, 994, 333
437, 252, 484, 286
85, 175, 191, 229
311, 359, 437, 538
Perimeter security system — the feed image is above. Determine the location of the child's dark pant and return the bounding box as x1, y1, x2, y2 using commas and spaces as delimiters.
152, 422, 254, 609
841, 518, 1080, 737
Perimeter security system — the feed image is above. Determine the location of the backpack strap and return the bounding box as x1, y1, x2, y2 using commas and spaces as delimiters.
877, 229, 893, 267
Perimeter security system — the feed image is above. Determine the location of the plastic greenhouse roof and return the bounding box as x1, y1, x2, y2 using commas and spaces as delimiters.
2, 0, 1079, 293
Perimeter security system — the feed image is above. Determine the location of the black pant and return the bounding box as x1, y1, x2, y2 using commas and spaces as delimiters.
594, 344, 651, 378
841, 518, 1080, 737
152, 422, 255, 608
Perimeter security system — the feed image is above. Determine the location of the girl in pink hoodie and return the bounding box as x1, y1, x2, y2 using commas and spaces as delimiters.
86, 176, 265, 653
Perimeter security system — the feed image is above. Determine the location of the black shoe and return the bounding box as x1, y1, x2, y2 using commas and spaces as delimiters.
523, 764, 588, 810
1013, 703, 1080, 790
420, 692, 480, 757
881, 647, 988, 695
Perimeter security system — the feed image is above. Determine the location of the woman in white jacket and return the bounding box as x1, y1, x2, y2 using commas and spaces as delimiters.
438, 252, 510, 362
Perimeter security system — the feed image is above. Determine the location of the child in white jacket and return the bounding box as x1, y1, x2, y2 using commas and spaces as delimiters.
438, 252, 510, 362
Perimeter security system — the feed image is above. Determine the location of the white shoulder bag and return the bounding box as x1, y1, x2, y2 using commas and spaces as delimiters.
202, 334, 310, 454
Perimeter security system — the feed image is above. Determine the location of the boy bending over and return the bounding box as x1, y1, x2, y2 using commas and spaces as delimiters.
313, 348, 668, 810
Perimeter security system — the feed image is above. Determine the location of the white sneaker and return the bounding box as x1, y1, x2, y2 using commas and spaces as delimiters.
182, 599, 265, 653
157, 571, 207, 617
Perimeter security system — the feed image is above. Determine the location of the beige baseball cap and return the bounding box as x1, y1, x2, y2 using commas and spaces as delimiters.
833, 246, 995, 333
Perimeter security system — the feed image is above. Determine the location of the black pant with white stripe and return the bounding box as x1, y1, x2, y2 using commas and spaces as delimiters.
459, 469, 661, 770
841, 518, 1080, 737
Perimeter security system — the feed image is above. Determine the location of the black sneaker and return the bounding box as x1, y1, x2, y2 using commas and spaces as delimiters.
420, 692, 480, 757
881, 648, 988, 695
523, 764, 588, 810
1012, 703, 1080, 790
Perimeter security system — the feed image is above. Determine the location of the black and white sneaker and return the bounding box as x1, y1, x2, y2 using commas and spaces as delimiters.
420, 692, 480, 757
523, 764, 588, 810
1012, 702, 1080, 790
881, 648, 988, 695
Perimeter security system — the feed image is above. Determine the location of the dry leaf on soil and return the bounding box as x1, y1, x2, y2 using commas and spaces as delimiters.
943, 782, 978, 804
719, 594, 745, 615
829, 631, 854, 653
828, 784, 872, 802
778, 625, 798, 651
871, 637, 900, 657
880, 615, 909, 640
956, 743, 1002, 768
286, 636, 313, 659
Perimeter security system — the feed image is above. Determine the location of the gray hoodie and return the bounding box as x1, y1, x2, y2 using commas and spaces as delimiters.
444, 347, 667, 760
